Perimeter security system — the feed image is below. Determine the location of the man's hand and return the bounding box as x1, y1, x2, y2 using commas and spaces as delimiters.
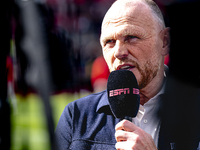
115, 119, 158, 150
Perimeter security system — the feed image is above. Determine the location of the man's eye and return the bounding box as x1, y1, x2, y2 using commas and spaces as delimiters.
105, 39, 115, 46
125, 35, 138, 42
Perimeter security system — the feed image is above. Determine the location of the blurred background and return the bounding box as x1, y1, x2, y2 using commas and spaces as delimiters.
2, 0, 172, 149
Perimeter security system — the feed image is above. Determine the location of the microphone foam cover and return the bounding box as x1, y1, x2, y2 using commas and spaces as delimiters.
107, 70, 140, 119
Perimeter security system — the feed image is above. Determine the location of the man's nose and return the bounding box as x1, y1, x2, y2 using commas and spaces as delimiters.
114, 41, 129, 59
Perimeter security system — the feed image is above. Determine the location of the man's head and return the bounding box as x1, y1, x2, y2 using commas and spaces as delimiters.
100, 0, 170, 91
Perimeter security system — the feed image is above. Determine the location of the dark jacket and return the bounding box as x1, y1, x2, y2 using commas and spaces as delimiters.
55, 90, 120, 150
56, 88, 200, 150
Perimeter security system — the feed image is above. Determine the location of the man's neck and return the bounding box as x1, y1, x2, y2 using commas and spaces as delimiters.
139, 67, 165, 106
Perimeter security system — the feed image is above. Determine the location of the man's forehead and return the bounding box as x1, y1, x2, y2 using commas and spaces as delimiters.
114, 0, 146, 7
101, 1, 154, 31
102, 0, 152, 28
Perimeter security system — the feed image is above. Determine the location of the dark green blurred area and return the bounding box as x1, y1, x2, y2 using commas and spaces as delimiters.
10, 92, 90, 150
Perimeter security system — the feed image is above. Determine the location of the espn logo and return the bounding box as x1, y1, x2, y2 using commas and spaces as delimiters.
109, 88, 139, 97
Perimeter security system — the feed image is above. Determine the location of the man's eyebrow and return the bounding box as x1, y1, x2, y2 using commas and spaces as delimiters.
100, 32, 115, 44
100, 26, 145, 44
101, 29, 134, 41
122, 31, 134, 37
100, 36, 114, 46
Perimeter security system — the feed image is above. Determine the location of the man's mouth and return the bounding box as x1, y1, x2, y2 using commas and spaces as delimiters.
117, 64, 135, 71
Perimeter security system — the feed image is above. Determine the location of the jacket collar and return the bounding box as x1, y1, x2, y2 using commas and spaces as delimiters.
96, 90, 109, 113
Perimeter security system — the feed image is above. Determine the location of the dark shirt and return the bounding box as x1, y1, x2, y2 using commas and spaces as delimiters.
55, 90, 120, 150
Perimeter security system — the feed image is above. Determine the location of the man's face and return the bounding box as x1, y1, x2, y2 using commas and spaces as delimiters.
100, 1, 165, 89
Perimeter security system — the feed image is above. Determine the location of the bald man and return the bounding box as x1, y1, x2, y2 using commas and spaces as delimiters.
56, 0, 170, 149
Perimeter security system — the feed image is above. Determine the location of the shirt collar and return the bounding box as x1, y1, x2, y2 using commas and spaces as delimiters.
144, 79, 166, 107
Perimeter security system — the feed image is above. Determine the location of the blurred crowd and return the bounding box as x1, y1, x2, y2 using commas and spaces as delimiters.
7, 0, 170, 95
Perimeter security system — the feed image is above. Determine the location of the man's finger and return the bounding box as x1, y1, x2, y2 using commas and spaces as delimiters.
115, 130, 129, 142
115, 141, 136, 150
115, 130, 138, 142
115, 119, 139, 132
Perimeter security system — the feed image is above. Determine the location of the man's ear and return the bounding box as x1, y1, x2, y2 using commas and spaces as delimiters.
161, 27, 170, 56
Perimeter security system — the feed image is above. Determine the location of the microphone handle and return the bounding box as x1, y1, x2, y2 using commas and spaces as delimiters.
123, 116, 132, 122
120, 116, 132, 131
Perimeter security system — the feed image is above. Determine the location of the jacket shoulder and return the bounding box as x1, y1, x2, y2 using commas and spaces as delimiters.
66, 90, 107, 113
